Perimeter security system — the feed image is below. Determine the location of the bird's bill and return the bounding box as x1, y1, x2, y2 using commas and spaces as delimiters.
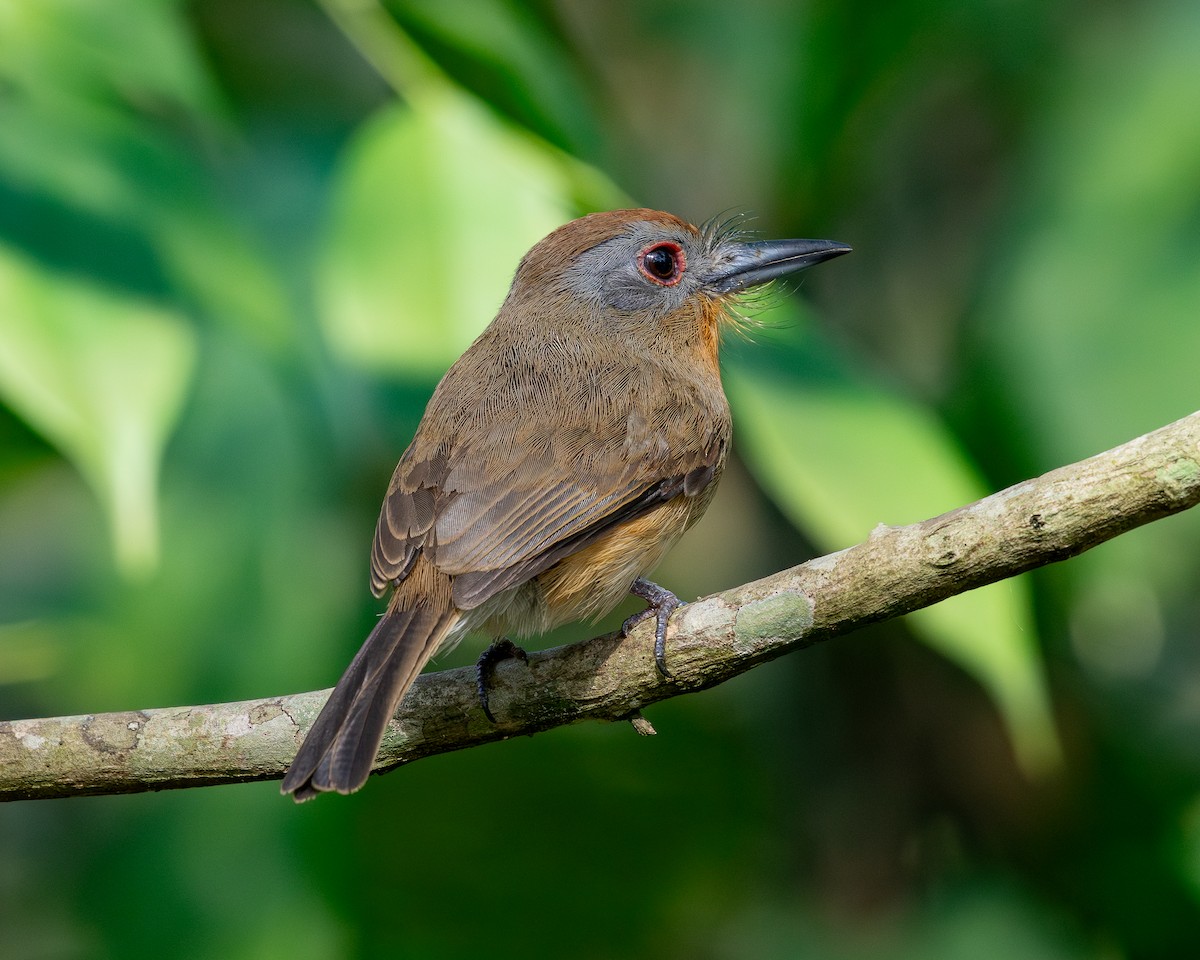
706, 238, 852, 294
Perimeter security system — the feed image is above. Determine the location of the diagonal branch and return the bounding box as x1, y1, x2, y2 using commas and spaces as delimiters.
2, 411, 1198, 802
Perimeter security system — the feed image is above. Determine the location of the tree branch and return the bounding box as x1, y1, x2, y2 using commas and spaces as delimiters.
3, 411, 1198, 802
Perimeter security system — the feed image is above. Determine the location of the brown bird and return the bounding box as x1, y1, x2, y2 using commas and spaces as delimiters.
282, 208, 849, 800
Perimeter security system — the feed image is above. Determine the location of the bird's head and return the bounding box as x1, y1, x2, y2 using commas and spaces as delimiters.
505, 209, 850, 344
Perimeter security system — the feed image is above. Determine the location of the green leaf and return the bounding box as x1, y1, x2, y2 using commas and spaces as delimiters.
726, 353, 1058, 774
316, 92, 626, 376
979, 4, 1200, 672
0, 0, 291, 348
985, 6, 1200, 467
387, 0, 601, 154
0, 245, 196, 577
0, 0, 222, 122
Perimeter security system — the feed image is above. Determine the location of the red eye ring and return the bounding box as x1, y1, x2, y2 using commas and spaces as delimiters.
636, 241, 686, 286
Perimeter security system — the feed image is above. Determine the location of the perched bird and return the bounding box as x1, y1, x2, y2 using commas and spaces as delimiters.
282, 208, 849, 800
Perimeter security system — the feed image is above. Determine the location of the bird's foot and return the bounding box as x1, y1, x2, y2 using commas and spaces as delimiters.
622, 576, 681, 678
475, 638, 529, 723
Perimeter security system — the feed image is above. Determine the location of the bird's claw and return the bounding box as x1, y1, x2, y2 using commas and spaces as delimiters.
623, 576, 681, 677
475, 638, 529, 722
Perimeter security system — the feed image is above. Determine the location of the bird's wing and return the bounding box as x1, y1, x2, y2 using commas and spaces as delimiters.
369, 362, 727, 609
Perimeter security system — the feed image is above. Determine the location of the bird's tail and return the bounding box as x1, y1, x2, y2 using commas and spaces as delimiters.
282, 602, 459, 801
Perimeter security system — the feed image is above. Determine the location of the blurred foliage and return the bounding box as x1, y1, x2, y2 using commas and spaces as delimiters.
726, 349, 1054, 775
1, 0, 1199, 958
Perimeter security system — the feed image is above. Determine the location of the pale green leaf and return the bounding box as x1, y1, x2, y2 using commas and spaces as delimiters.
726, 358, 1058, 774
0, 245, 196, 577
0, 0, 222, 122
0, 0, 291, 348
316, 91, 626, 376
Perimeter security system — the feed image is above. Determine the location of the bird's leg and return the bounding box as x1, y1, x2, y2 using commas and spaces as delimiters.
622, 576, 681, 678
475, 637, 529, 723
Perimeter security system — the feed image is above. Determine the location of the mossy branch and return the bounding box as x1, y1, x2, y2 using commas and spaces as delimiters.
3, 411, 1198, 802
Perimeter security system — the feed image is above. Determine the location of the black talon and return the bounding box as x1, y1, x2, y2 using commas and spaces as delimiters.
622, 576, 682, 677
476, 638, 528, 723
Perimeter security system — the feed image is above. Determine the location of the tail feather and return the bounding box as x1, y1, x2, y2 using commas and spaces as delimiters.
282, 603, 458, 801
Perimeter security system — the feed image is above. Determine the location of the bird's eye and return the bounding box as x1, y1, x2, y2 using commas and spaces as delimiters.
637, 242, 685, 286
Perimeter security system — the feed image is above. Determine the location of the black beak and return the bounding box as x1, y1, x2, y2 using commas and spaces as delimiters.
706, 238, 852, 294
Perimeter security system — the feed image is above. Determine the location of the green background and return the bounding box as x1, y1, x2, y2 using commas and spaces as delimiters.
2, 1, 1199, 957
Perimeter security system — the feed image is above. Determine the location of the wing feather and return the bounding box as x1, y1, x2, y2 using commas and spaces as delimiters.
368, 332, 730, 607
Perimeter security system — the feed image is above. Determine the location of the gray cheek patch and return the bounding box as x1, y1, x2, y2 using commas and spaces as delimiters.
564, 225, 693, 317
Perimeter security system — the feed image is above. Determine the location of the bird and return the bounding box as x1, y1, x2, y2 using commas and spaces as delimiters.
281, 208, 850, 801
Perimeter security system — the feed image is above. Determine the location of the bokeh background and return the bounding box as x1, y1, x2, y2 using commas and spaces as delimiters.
2, 1, 1200, 957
